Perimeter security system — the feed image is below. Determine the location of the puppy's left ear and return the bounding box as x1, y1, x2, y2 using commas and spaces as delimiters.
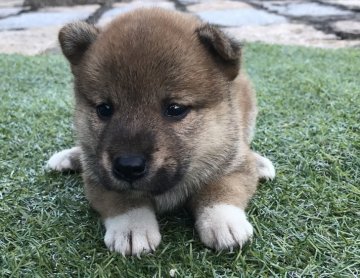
196, 24, 241, 81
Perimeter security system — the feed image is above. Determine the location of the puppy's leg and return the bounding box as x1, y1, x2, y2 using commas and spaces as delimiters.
84, 178, 161, 256
47, 146, 82, 171
189, 154, 258, 250
253, 152, 275, 181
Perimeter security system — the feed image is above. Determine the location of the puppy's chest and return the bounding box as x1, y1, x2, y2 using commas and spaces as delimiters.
152, 184, 191, 213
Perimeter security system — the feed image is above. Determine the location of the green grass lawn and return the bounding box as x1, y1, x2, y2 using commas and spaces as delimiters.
1, 43, 359, 277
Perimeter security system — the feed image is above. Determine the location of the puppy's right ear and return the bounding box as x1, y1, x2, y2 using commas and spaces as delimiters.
58, 21, 99, 65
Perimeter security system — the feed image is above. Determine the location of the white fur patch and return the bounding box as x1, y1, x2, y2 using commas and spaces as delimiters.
104, 207, 161, 256
47, 147, 80, 171
196, 204, 253, 250
254, 152, 275, 180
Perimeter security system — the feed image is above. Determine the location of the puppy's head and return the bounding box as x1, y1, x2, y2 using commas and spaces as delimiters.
59, 9, 242, 195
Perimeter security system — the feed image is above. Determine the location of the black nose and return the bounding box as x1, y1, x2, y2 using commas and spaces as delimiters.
113, 155, 147, 182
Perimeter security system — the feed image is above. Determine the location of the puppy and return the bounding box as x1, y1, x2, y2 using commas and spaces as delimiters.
48, 8, 275, 256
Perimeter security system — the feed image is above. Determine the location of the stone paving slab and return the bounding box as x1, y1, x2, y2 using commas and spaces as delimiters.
196, 8, 287, 27
259, 1, 352, 16
0, 0, 23, 8
332, 20, 360, 36
0, 5, 98, 30
0, 7, 22, 18
319, 0, 360, 10
0, 26, 60, 55
187, 1, 251, 12
98, 1, 175, 26
225, 24, 360, 48
0, 0, 359, 55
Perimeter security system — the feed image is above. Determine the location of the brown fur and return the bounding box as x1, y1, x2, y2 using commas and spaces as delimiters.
54, 8, 274, 254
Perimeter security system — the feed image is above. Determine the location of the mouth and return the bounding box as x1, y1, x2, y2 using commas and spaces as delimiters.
104, 167, 181, 196
106, 179, 176, 196
130, 180, 177, 196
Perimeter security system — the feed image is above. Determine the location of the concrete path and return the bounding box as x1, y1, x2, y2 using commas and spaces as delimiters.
0, 0, 359, 55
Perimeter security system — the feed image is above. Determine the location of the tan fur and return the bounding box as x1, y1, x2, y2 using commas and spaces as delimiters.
188, 150, 258, 213
52, 8, 275, 254
83, 174, 152, 218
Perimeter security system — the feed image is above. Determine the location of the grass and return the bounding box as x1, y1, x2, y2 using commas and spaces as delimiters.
1, 43, 359, 277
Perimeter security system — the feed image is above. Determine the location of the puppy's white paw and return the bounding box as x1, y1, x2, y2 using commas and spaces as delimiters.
196, 204, 253, 250
104, 207, 161, 256
47, 147, 81, 171
254, 152, 275, 180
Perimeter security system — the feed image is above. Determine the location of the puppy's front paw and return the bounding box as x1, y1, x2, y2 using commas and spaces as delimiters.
104, 207, 161, 256
196, 204, 253, 250
47, 147, 81, 171
254, 152, 275, 181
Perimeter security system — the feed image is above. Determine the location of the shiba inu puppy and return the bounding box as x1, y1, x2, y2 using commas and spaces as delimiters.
48, 8, 275, 256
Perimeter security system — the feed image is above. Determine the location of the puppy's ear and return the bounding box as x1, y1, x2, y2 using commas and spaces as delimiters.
58, 21, 99, 65
196, 24, 241, 81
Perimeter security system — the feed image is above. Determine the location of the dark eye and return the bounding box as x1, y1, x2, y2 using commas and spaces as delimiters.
96, 103, 113, 119
164, 103, 190, 119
